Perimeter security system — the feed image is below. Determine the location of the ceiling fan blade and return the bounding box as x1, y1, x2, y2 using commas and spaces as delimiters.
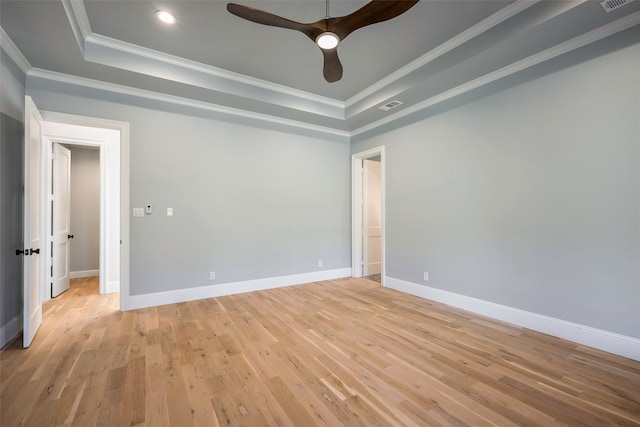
227, 3, 321, 40
329, 0, 420, 40
227, 1, 417, 84
321, 48, 343, 83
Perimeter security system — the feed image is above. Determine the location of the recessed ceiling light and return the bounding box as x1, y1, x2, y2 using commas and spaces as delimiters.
156, 10, 176, 24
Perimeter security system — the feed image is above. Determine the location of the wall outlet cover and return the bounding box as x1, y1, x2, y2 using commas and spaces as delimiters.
133, 207, 144, 217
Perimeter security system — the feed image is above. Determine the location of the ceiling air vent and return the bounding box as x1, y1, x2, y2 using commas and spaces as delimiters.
600, 0, 634, 12
378, 100, 403, 111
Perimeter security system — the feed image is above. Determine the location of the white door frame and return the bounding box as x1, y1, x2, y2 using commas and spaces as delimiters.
352, 146, 385, 284
38, 111, 130, 311
43, 130, 113, 299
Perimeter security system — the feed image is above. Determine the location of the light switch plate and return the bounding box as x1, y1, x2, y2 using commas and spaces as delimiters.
167, 208, 173, 216
133, 208, 144, 217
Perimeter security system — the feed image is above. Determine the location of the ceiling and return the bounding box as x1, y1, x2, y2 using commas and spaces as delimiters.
2, 0, 640, 139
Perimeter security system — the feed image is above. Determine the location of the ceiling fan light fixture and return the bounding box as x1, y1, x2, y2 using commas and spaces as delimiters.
156, 10, 177, 24
316, 32, 339, 50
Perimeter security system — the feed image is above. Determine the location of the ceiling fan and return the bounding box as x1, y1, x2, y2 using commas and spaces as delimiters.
227, 0, 420, 83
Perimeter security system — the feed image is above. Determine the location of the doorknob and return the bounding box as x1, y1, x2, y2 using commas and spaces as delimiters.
16, 249, 26, 256
29, 248, 40, 255
68, 234, 74, 239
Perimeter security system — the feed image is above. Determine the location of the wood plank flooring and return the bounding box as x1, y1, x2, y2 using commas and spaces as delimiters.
1, 276, 639, 426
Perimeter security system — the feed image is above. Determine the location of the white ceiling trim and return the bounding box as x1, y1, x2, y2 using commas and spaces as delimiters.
27, 68, 350, 141
0, 26, 32, 73
23, 8, 640, 142
64, 0, 345, 120
64, 0, 543, 121
344, 0, 541, 110
351, 11, 640, 137
84, 33, 345, 119
61, 0, 91, 55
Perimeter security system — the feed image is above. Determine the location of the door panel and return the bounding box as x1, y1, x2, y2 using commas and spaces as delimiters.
363, 159, 382, 276
23, 96, 43, 347
52, 144, 71, 297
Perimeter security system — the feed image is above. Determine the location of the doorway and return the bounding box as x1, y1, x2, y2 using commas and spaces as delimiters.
22, 96, 130, 347
41, 121, 121, 302
352, 147, 385, 284
363, 157, 382, 281
50, 143, 101, 299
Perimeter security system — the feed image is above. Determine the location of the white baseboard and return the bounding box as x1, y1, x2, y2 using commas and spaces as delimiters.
0, 314, 23, 349
70, 269, 99, 279
385, 277, 640, 362
125, 268, 351, 311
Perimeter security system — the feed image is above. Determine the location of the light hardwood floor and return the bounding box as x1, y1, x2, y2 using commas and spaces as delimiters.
1, 276, 639, 426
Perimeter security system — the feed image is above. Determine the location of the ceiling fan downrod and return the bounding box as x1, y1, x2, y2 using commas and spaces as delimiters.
317, 0, 339, 50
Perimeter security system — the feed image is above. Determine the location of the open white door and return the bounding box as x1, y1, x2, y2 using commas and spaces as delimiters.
363, 159, 382, 276
23, 96, 44, 347
52, 143, 71, 297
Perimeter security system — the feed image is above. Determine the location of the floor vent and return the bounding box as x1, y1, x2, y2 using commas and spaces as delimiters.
378, 100, 403, 111
600, 0, 633, 12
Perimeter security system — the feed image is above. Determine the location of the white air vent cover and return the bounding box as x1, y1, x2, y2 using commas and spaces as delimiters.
600, 0, 633, 12
378, 100, 403, 111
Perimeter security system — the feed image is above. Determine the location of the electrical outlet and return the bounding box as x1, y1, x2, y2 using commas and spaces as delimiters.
423, 272, 429, 281
167, 207, 173, 216
318, 260, 323, 268
145, 204, 153, 214
209, 271, 216, 280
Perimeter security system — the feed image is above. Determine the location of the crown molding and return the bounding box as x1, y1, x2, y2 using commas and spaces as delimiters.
351, 10, 640, 138
0, 26, 32, 73
27, 68, 350, 141
84, 33, 345, 120
61, 0, 91, 55
25, 8, 640, 144
62, 0, 345, 120
63, 0, 541, 121
344, 0, 542, 111
18, 2, 639, 143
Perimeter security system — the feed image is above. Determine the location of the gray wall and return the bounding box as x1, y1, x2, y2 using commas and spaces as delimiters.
353, 42, 640, 338
28, 86, 352, 296
0, 47, 26, 343
66, 146, 100, 273
22, 27, 637, 340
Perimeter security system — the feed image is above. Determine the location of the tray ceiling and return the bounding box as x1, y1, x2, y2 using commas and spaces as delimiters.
2, 0, 639, 139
